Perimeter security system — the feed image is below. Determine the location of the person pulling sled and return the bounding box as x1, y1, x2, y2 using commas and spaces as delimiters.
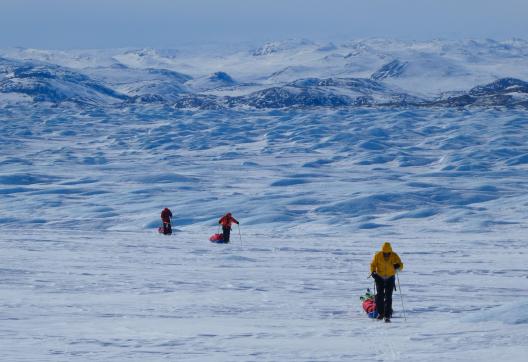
218, 212, 239, 243
160, 207, 173, 235
370, 242, 403, 322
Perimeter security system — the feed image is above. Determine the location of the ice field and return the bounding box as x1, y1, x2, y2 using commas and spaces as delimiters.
1, 39, 528, 360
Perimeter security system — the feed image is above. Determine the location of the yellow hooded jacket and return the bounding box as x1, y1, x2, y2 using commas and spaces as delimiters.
370, 242, 403, 278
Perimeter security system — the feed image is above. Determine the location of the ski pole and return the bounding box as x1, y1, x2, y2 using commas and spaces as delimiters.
396, 272, 407, 322
237, 224, 242, 244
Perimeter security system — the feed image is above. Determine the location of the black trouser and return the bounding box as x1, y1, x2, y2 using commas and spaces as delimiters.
222, 226, 231, 242
373, 274, 395, 318
163, 222, 172, 235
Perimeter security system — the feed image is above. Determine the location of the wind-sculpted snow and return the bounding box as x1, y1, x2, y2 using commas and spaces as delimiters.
1, 105, 527, 234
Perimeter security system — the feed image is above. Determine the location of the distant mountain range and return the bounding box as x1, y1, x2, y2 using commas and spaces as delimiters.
1, 39, 528, 108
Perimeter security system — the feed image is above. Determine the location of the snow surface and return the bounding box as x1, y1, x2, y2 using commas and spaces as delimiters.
1, 39, 528, 361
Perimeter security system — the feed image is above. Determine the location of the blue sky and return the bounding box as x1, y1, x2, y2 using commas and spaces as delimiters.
0, 0, 526, 48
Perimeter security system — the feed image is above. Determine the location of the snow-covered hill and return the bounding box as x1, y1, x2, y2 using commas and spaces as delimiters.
0, 58, 128, 105
2, 39, 528, 108
186, 71, 237, 92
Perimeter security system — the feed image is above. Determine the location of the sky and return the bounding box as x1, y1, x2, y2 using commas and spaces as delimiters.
0, 0, 526, 49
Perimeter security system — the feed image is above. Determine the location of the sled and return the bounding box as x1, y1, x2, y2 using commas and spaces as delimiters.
158, 226, 172, 235
360, 289, 379, 319
209, 233, 228, 243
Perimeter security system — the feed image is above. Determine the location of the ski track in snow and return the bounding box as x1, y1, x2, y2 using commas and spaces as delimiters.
1, 93, 528, 359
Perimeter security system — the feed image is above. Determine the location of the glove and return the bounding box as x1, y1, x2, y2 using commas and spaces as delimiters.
236, 221, 240, 224
393, 263, 401, 270
371, 272, 378, 278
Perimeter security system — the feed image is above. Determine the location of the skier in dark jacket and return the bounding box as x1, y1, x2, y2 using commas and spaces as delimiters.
370, 242, 404, 322
160, 207, 173, 235
218, 212, 239, 243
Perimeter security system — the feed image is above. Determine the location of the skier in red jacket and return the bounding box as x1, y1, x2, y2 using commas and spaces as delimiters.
218, 212, 239, 243
160, 207, 173, 235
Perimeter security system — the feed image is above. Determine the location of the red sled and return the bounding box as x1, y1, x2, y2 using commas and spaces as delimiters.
158, 226, 172, 235
209, 233, 228, 243
362, 299, 379, 319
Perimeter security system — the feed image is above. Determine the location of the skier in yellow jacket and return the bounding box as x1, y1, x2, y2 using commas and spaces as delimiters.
370, 242, 403, 322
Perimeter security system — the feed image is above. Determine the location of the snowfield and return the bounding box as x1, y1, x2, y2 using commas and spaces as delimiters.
1, 39, 528, 361
2, 230, 527, 361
